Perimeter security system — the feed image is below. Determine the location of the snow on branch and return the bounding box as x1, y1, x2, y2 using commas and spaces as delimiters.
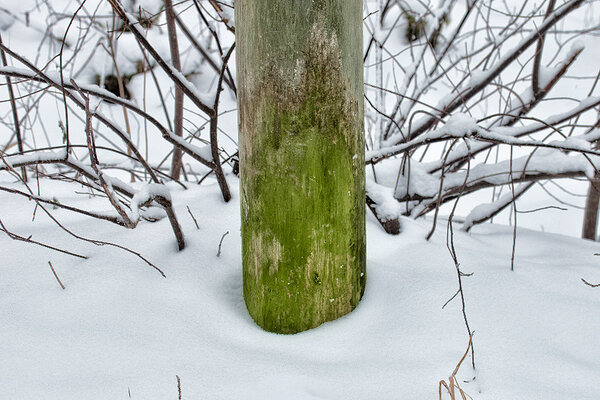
462, 183, 535, 231
0, 63, 226, 178
106, 0, 214, 116
369, 97, 600, 167
383, 0, 587, 146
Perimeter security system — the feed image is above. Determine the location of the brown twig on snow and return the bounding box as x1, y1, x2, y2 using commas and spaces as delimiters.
153, 193, 186, 251
0, 185, 124, 226
106, 0, 232, 202
0, 152, 166, 277
176, 375, 182, 400
217, 231, 229, 257
71, 79, 136, 228
48, 261, 66, 290
0, 217, 87, 259
581, 278, 600, 288
186, 205, 200, 230
71, 78, 186, 249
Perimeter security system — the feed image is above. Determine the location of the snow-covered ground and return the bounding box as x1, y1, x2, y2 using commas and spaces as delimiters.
1, 182, 598, 399
1, 0, 600, 398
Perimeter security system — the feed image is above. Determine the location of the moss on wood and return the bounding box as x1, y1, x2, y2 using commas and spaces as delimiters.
237, 0, 365, 334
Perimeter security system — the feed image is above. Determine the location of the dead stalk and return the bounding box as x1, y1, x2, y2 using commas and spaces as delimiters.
48, 261, 66, 290
165, 0, 184, 180
176, 375, 182, 400
217, 231, 229, 257
439, 333, 474, 400
186, 206, 200, 230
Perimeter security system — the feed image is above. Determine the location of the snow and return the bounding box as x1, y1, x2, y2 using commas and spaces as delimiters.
168, 133, 214, 163
370, 113, 480, 164
366, 179, 401, 220
130, 183, 172, 221
1, 183, 599, 399
1, 149, 68, 167
170, 67, 216, 109
1, 0, 600, 398
462, 183, 531, 231
438, 113, 479, 137
393, 159, 441, 198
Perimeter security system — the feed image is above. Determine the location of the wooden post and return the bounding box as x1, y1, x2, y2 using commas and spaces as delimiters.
236, 0, 366, 333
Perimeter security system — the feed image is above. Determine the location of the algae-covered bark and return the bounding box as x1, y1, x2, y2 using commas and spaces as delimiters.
236, 0, 365, 333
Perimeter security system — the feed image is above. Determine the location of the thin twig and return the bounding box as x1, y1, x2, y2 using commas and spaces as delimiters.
217, 231, 229, 257
165, 0, 184, 180
209, 44, 235, 203
72, 79, 135, 227
107, 12, 135, 182
445, 149, 476, 370
0, 153, 165, 277
581, 278, 600, 288
0, 34, 26, 181
186, 205, 200, 230
0, 218, 87, 259
48, 261, 66, 290
509, 146, 517, 271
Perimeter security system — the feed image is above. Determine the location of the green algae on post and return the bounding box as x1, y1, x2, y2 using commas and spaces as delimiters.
236, 0, 366, 334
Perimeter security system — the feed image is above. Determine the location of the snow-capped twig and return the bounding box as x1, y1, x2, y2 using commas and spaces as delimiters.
366, 180, 401, 234
369, 96, 600, 165
71, 79, 136, 228
0, 65, 225, 175
105, 0, 232, 202
496, 42, 583, 129
387, 0, 587, 146
532, 0, 557, 97
0, 44, 160, 183
0, 151, 166, 276
462, 182, 535, 232
106, 0, 214, 117
131, 184, 186, 251
174, 15, 236, 93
